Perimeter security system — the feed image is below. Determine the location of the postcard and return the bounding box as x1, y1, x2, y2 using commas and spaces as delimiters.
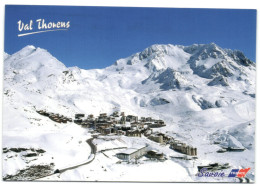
2, 4, 256, 182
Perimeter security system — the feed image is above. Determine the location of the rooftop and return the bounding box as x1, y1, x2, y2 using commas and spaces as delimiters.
117, 148, 138, 155
117, 145, 146, 155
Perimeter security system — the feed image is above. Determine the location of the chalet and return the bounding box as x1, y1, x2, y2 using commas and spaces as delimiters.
97, 126, 108, 134
116, 130, 125, 135
51, 117, 61, 123
140, 117, 146, 122
126, 115, 138, 123
114, 124, 122, 130
100, 113, 107, 118
146, 117, 152, 122
116, 145, 146, 161
130, 122, 138, 128
44, 112, 50, 117
143, 128, 153, 136
37, 110, 47, 116
61, 119, 67, 123
108, 116, 115, 121
146, 150, 164, 160
139, 123, 145, 128
96, 122, 112, 128
126, 130, 142, 137
121, 124, 131, 131
104, 127, 112, 135
111, 111, 119, 117
75, 114, 85, 119
81, 122, 92, 128
74, 119, 83, 124
97, 117, 106, 123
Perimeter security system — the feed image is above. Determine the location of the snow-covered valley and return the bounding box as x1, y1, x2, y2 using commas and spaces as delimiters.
2, 43, 256, 182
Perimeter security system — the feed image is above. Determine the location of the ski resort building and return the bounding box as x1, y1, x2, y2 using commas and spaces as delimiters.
75, 113, 85, 119
170, 140, 197, 156
126, 129, 142, 137
148, 134, 163, 144
146, 150, 164, 160
116, 145, 147, 161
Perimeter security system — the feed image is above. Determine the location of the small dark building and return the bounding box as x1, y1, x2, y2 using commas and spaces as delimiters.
126, 130, 141, 137
74, 119, 83, 124
146, 150, 164, 160
75, 114, 85, 119
126, 115, 138, 122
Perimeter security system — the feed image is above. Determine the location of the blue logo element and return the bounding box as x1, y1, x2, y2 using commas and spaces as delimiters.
197, 168, 225, 178
228, 169, 239, 177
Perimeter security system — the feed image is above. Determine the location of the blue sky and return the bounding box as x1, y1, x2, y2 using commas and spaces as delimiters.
5, 5, 256, 69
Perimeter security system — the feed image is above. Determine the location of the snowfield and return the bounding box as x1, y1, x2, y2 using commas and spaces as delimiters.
3, 43, 255, 182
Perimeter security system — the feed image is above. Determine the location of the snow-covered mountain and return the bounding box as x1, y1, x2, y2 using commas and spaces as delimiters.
4, 52, 9, 60
3, 43, 256, 182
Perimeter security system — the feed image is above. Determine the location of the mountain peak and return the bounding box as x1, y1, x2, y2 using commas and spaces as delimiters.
207, 42, 217, 47
4, 45, 67, 77
19, 45, 37, 53
139, 44, 170, 60
10, 45, 37, 60
24, 45, 36, 50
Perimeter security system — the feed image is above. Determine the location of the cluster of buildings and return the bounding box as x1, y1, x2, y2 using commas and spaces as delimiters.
72, 112, 170, 161
36, 109, 197, 158
36, 110, 72, 123
146, 132, 197, 156
73, 111, 166, 137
